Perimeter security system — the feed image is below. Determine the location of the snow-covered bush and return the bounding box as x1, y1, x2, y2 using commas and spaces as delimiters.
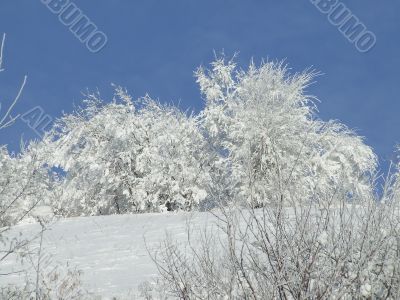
41, 88, 214, 216
0, 143, 56, 226
198, 58, 376, 207
153, 186, 400, 299
0, 267, 84, 300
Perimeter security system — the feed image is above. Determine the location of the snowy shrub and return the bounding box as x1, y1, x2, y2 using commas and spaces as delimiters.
153, 186, 400, 299
0, 143, 56, 226
198, 58, 377, 207
40, 88, 214, 216
137, 279, 171, 300
0, 268, 84, 300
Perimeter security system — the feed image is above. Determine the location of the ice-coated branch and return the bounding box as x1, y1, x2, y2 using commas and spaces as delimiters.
0, 75, 27, 130
0, 33, 5, 72
0, 33, 28, 130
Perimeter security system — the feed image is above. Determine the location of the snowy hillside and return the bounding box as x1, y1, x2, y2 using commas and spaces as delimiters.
1, 212, 219, 298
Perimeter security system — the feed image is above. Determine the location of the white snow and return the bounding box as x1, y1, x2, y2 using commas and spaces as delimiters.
0, 211, 219, 297
30, 205, 54, 219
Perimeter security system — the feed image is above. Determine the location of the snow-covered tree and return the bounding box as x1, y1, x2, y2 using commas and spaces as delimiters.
41, 87, 213, 216
197, 57, 377, 206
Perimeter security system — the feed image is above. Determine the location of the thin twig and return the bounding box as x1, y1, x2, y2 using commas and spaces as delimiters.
0, 33, 5, 72
0, 75, 27, 129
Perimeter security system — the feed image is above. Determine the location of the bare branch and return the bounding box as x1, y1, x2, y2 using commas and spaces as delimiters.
0, 33, 5, 72
0, 75, 27, 130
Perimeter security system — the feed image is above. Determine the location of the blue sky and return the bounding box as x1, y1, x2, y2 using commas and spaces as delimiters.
0, 1, 399, 174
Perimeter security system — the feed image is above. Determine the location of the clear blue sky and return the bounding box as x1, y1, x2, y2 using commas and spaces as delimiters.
0, 1, 399, 174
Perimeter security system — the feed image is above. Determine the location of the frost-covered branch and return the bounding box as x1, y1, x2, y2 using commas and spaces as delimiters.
0, 33, 27, 130
0, 33, 5, 72
0, 75, 27, 130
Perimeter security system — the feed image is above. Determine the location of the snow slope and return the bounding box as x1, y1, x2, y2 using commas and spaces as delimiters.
0, 212, 220, 297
